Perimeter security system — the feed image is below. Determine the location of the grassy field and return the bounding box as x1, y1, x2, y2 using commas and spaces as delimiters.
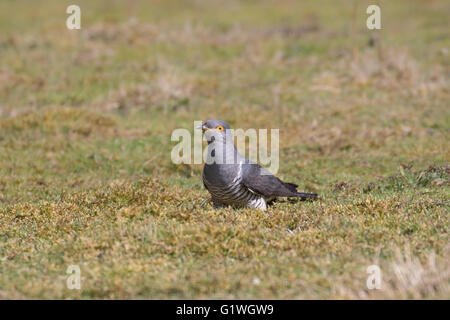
0, 0, 449, 299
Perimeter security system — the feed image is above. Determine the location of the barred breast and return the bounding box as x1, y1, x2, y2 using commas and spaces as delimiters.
203, 172, 267, 210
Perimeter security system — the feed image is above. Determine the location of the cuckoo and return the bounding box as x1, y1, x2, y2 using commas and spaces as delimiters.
198, 120, 317, 210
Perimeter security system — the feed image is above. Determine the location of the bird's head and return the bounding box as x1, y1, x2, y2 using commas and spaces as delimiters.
197, 120, 232, 143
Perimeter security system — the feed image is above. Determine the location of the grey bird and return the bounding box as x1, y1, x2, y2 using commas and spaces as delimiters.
197, 120, 318, 210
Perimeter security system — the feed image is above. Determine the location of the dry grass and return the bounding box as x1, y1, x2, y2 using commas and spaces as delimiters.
0, 0, 448, 299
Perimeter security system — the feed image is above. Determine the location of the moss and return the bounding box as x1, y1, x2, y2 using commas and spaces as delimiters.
0, 0, 448, 299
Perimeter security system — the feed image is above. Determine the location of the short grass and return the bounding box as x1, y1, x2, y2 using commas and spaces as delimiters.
0, 0, 449, 299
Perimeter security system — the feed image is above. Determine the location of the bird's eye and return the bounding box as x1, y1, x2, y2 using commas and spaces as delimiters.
216, 125, 224, 132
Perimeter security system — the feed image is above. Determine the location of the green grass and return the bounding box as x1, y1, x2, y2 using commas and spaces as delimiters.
0, 0, 449, 299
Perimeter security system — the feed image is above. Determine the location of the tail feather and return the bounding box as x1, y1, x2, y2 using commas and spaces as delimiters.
295, 192, 318, 199
284, 182, 299, 192
283, 181, 318, 199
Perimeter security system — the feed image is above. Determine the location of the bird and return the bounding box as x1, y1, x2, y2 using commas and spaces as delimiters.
197, 119, 318, 210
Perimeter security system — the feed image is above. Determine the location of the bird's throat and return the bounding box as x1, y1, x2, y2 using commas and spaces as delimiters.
205, 141, 238, 165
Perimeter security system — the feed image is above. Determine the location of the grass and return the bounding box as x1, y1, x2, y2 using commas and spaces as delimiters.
0, 0, 449, 299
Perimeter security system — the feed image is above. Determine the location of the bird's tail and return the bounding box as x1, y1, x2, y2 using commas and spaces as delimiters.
284, 182, 318, 199
295, 192, 318, 199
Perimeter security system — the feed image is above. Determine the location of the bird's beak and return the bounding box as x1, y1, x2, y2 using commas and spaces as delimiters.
196, 123, 209, 132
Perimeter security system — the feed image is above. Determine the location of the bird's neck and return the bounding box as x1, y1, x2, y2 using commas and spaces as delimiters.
206, 140, 239, 165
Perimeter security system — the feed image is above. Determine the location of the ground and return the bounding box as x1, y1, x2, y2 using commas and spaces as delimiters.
0, 0, 448, 299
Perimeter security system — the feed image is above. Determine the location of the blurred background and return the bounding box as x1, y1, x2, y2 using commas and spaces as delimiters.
0, 0, 448, 299
0, 0, 448, 199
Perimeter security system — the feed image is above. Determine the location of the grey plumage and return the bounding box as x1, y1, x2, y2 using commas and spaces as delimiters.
199, 120, 317, 210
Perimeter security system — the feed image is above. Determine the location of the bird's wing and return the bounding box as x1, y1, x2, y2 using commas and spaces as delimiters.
241, 163, 301, 197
